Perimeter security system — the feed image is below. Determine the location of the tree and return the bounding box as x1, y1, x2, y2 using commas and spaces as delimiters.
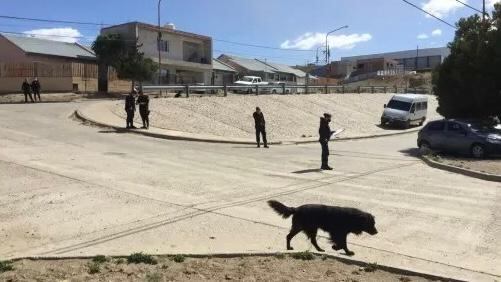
91, 34, 127, 92
116, 42, 158, 90
433, 3, 501, 119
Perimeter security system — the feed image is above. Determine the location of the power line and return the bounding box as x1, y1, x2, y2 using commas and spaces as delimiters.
401, 0, 456, 28
454, 0, 484, 14
0, 14, 317, 52
214, 38, 315, 52
0, 15, 109, 26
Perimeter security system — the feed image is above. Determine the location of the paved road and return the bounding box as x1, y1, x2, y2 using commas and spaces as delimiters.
0, 102, 500, 281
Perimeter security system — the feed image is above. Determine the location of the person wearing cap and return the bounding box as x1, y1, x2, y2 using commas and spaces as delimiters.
136, 90, 150, 129
319, 113, 334, 170
125, 89, 137, 129
253, 107, 268, 148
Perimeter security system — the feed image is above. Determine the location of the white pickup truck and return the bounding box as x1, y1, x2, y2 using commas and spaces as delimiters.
234, 76, 269, 94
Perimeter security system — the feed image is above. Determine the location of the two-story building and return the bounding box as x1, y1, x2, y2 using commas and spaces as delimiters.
101, 22, 213, 86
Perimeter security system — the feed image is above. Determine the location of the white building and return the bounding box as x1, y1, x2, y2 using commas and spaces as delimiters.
101, 22, 213, 85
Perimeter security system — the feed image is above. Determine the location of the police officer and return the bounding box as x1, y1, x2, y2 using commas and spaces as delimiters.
125, 90, 137, 129
253, 107, 268, 148
31, 77, 41, 102
136, 90, 150, 129
319, 113, 334, 170
22, 78, 34, 103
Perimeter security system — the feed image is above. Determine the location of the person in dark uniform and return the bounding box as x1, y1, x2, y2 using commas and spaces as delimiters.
125, 90, 137, 129
31, 77, 41, 102
136, 90, 150, 129
319, 113, 334, 170
253, 107, 268, 148
22, 78, 34, 103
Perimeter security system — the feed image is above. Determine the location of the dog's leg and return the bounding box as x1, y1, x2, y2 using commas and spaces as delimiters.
305, 229, 324, 252
286, 227, 301, 251
339, 234, 354, 256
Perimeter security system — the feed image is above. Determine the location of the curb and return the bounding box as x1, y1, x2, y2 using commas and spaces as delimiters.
421, 155, 501, 182
8, 252, 464, 282
74, 110, 281, 145
75, 109, 421, 146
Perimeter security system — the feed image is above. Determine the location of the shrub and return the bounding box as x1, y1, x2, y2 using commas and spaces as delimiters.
171, 254, 185, 263
127, 252, 158, 265
92, 255, 108, 263
0, 261, 14, 273
291, 251, 315, 261
87, 262, 100, 274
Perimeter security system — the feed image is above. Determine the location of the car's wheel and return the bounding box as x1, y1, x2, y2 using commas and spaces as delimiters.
285, 90, 290, 94
418, 141, 431, 155
272, 89, 277, 94
471, 143, 486, 159
380, 119, 386, 127
404, 120, 411, 129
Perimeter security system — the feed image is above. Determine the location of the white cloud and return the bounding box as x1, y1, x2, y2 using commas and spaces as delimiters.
280, 32, 372, 50
487, 0, 500, 7
431, 29, 442, 36
417, 33, 429, 39
23, 27, 82, 43
422, 0, 465, 18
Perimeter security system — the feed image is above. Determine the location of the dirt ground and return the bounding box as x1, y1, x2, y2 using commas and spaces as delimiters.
437, 156, 501, 175
0, 255, 441, 282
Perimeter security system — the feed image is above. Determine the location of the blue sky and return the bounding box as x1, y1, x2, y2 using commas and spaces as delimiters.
1, 0, 498, 65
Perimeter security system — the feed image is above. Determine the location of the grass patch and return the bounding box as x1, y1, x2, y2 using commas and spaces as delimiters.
171, 254, 185, 263
87, 262, 100, 274
291, 251, 315, 261
146, 272, 163, 282
127, 252, 158, 265
364, 262, 378, 272
92, 255, 108, 264
0, 261, 14, 273
274, 253, 286, 260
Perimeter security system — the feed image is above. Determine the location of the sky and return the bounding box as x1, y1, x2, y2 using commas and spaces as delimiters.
1, 0, 499, 65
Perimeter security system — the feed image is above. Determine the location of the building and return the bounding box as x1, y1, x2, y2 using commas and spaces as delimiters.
353, 57, 399, 75
0, 34, 99, 93
218, 54, 307, 84
341, 47, 450, 71
101, 22, 213, 86
212, 58, 236, 85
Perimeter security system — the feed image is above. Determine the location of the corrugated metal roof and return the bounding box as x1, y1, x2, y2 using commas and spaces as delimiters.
213, 59, 236, 72
341, 47, 450, 62
222, 55, 275, 73
259, 61, 307, 77
2, 34, 96, 59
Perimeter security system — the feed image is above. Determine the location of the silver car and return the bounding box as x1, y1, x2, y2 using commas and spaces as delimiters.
417, 119, 501, 158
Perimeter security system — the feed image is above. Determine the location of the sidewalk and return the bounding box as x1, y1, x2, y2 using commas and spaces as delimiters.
76, 101, 422, 145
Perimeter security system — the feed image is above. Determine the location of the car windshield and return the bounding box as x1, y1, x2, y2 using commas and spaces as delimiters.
387, 100, 412, 111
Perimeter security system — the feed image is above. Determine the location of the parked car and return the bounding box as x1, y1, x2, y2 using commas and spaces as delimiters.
381, 94, 428, 128
269, 82, 292, 94
233, 76, 268, 94
417, 119, 501, 158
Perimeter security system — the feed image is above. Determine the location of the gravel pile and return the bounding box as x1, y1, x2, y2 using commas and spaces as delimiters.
111, 94, 440, 140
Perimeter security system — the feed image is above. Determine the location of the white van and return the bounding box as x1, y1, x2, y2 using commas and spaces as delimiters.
381, 94, 428, 128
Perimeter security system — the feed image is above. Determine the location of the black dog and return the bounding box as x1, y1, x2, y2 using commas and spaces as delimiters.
268, 200, 378, 256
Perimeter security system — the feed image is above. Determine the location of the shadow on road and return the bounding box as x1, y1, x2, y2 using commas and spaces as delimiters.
292, 168, 322, 174
375, 124, 420, 131
98, 129, 129, 134
399, 148, 421, 158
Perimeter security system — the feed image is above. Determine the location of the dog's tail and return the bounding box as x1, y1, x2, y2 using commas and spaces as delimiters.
267, 200, 296, 219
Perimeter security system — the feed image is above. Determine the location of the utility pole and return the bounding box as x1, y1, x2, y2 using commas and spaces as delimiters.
483, 0, 486, 22
325, 25, 349, 65
158, 0, 163, 88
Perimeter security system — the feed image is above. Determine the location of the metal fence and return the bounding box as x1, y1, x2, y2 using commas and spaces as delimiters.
142, 84, 431, 97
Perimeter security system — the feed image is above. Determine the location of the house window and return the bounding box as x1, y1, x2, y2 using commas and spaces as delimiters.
158, 40, 169, 52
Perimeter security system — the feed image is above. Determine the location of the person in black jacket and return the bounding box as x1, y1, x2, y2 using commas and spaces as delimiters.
253, 107, 268, 148
319, 113, 334, 170
22, 78, 34, 103
125, 90, 137, 129
136, 90, 150, 129
31, 77, 41, 102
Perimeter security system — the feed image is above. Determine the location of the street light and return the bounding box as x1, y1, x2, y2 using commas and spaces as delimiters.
158, 0, 163, 87
325, 25, 349, 64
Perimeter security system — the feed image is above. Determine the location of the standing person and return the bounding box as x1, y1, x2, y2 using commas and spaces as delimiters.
31, 77, 41, 102
125, 90, 137, 129
22, 78, 34, 103
136, 90, 150, 129
253, 107, 268, 148
319, 113, 334, 170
